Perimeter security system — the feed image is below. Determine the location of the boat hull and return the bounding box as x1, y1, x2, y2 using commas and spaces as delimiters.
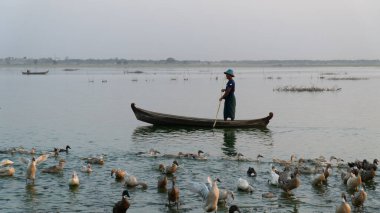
22, 70, 49, 75
131, 103, 273, 128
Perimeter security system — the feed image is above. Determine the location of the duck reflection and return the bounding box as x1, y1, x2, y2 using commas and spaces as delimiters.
221, 129, 237, 157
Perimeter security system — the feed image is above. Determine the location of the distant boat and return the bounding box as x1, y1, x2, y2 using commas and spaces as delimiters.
22, 70, 49, 75
63, 68, 79, 71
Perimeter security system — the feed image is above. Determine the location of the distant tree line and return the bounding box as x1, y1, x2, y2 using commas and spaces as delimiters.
1, 57, 380, 67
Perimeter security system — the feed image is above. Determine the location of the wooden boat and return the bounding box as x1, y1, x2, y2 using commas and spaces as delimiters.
131, 103, 273, 128
22, 70, 49, 75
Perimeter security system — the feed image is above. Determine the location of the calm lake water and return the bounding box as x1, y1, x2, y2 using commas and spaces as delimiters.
0, 66, 379, 212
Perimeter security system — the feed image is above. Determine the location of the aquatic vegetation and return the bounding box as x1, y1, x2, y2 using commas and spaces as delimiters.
325, 77, 369, 80
274, 85, 341, 92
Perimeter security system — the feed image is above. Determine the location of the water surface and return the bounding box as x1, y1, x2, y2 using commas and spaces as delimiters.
0, 66, 379, 212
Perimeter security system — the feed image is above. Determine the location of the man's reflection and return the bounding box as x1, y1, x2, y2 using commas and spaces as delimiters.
221, 129, 237, 156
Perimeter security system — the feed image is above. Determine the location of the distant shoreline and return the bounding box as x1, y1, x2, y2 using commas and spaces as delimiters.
1, 58, 380, 68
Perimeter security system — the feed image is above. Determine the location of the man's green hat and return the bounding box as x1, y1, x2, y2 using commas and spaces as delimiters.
224, 69, 234, 77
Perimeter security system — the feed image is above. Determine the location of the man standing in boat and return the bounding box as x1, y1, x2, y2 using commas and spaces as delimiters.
219, 69, 236, 121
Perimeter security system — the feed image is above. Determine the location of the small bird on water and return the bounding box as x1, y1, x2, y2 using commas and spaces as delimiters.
113, 190, 130, 213
19, 154, 48, 184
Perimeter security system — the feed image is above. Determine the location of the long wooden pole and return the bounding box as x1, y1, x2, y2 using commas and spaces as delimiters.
212, 100, 222, 128
213, 78, 226, 128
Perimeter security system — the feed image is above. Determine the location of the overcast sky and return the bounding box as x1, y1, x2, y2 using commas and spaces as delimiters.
1, 0, 380, 60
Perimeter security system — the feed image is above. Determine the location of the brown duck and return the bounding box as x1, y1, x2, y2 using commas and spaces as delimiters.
162, 160, 179, 175
168, 176, 180, 209
336, 193, 351, 213
111, 169, 126, 180
279, 168, 301, 193
351, 186, 367, 207
113, 190, 130, 213
360, 168, 376, 182
157, 175, 168, 190
41, 159, 65, 173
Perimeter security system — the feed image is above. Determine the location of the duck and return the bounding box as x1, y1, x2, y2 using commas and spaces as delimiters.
190, 150, 207, 160
268, 164, 279, 186
222, 153, 246, 161
19, 154, 49, 184
346, 172, 361, 191
162, 160, 179, 175
168, 176, 180, 209
84, 156, 104, 165
237, 178, 254, 193
229, 204, 241, 213
218, 189, 234, 205
0, 159, 14, 167
235, 153, 246, 161
0, 167, 15, 176
69, 171, 80, 187
41, 159, 65, 173
81, 164, 93, 173
341, 169, 350, 185
204, 177, 220, 212
351, 186, 367, 207
113, 190, 130, 213
124, 174, 148, 189
111, 169, 126, 180
348, 159, 378, 171
336, 193, 351, 213
136, 148, 161, 157
59, 145, 71, 153
51, 148, 59, 157
15, 147, 36, 155
298, 164, 319, 175
188, 177, 225, 209
278, 168, 301, 193
188, 178, 211, 201
147, 148, 160, 155
362, 159, 378, 171
311, 170, 326, 187
347, 160, 362, 169
314, 156, 338, 167
262, 192, 276, 199
247, 167, 257, 177
360, 167, 376, 182
273, 154, 297, 166
252, 154, 264, 162
323, 164, 333, 180
341, 168, 358, 185
157, 175, 168, 190
162, 152, 184, 158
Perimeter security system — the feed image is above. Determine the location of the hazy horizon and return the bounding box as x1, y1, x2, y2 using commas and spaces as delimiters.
1, 0, 380, 60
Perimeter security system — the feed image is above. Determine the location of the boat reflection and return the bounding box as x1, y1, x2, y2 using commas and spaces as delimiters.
132, 125, 274, 152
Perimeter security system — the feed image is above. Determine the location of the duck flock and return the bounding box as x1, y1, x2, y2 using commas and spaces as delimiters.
0, 146, 379, 213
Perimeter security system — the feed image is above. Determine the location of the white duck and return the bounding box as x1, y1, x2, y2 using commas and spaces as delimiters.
124, 174, 148, 189
19, 154, 48, 184
69, 171, 80, 187
188, 177, 221, 212
347, 172, 362, 191
268, 164, 279, 186
0, 159, 14, 167
81, 164, 93, 173
237, 178, 254, 193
